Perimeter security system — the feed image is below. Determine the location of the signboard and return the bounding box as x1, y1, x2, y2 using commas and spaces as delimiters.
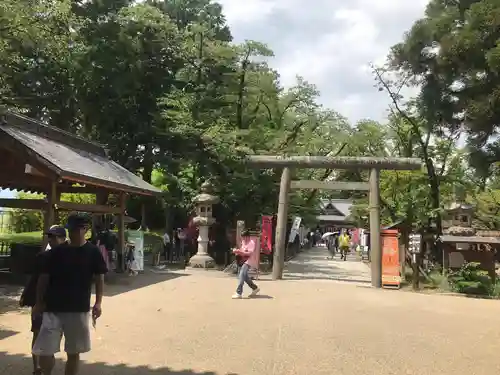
261, 216, 273, 254
381, 229, 400, 288
127, 230, 144, 271
408, 233, 421, 254
288, 216, 302, 243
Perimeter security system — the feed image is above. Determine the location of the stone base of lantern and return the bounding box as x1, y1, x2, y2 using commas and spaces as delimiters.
188, 253, 216, 269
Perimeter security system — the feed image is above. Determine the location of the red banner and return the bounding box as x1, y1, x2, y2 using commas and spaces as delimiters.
381, 229, 400, 288
261, 215, 272, 254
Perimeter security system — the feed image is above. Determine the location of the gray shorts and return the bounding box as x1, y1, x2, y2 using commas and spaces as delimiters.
32, 312, 91, 355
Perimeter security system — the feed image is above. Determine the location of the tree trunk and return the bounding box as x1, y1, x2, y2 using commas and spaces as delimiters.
236, 49, 251, 129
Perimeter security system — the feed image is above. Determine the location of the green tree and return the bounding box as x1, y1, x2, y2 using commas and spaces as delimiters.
389, 0, 500, 181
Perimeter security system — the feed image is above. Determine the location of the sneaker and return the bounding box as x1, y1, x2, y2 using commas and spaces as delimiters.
232, 293, 242, 299
249, 288, 260, 297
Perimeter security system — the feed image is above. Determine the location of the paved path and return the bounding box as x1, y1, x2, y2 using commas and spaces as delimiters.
284, 246, 371, 285
2, 259, 500, 375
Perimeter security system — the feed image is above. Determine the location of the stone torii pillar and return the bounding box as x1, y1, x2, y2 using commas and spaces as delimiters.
245, 155, 422, 287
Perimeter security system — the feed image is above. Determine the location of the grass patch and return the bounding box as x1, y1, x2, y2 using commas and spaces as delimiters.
0, 230, 163, 253
403, 266, 451, 291
0, 231, 42, 244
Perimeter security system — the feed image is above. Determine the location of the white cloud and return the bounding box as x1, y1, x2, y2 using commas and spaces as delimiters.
220, 0, 276, 24
217, 0, 428, 123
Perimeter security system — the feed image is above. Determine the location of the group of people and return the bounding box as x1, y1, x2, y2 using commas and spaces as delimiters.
324, 228, 352, 261
162, 228, 186, 262
20, 213, 108, 375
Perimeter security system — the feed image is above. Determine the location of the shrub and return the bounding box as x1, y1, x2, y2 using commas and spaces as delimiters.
448, 262, 494, 296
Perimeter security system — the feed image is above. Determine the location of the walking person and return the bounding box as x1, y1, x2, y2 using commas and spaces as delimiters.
20, 225, 67, 375
32, 213, 108, 375
232, 230, 260, 299
339, 229, 350, 261
163, 230, 171, 262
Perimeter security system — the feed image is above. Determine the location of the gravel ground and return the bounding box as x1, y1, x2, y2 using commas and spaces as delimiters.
1, 248, 500, 375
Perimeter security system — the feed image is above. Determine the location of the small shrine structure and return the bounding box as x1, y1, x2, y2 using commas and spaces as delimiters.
440, 197, 500, 279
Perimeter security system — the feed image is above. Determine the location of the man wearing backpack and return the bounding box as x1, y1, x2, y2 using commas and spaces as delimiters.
338, 229, 350, 261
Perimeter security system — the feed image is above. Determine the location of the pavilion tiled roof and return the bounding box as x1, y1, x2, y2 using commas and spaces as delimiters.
0, 110, 162, 196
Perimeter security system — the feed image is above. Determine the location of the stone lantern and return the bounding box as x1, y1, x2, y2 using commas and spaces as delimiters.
443, 185, 476, 252
188, 180, 219, 268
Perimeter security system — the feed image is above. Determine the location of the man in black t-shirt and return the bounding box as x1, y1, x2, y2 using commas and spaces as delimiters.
32, 213, 107, 375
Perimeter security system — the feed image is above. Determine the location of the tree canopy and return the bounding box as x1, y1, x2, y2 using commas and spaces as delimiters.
2, 0, 500, 243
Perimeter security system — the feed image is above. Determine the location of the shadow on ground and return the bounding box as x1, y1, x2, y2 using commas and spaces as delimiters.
0, 269, 189, 312
0, 296, 22, 316
0, 351, 238, 375
105, 270, 190, 297
283, 250, 371, 284
0, 327, 19, 340
0, 272, 24, 316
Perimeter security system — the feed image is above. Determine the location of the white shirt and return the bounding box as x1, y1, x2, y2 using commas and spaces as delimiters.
163, 233, 170, 245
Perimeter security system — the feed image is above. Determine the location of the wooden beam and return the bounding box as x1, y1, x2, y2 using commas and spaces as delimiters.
291, 180, 369, 191
43, 181, 57, 249
0, 198, 47, 210
0, 173, 105, 194
246, 155, 421, 170
56, 201, 122, 214
0, 173, 49, 192
58, 185, 106, 195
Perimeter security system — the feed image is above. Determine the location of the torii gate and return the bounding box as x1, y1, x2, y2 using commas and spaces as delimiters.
246, 155, 422, 288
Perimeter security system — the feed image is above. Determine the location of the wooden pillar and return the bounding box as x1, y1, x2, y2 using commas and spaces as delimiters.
92, 191, 107, 238
139, 201, 148, 231
117, 192, 127, 272
273, 167, 291, 280
54, 191, 61, 224
369, 168, 382, 288
42, 181, 57, 249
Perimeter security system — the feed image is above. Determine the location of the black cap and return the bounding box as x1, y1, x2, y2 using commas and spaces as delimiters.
66, 212, 91, 230
241, 229, 250, 237
46, 225, 66, 237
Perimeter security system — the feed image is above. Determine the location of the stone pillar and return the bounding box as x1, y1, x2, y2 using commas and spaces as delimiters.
273, 167, 291, 280
369, 168, 382, 288
188, 181, 219, 269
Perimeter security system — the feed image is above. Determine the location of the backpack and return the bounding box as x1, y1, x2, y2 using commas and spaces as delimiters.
339, 234, 350, 247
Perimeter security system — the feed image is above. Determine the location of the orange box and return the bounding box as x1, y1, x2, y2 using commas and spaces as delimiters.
381, 229, 400, 288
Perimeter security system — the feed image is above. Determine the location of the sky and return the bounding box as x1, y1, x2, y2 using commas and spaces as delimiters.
217, 0, 429, 123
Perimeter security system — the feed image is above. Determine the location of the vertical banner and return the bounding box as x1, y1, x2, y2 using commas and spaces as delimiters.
381, 229, 400, 288
288, 216, 302, 243
351, 228, 360, 244
261, 216, 273, 254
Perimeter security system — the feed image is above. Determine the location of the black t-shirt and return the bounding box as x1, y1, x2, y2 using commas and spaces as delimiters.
97, 230, 116, 251
20, 250, 51, 307
41, 242, 108, 313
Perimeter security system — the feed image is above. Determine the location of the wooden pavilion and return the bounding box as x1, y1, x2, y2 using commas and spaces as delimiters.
0, 109, 162, 269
